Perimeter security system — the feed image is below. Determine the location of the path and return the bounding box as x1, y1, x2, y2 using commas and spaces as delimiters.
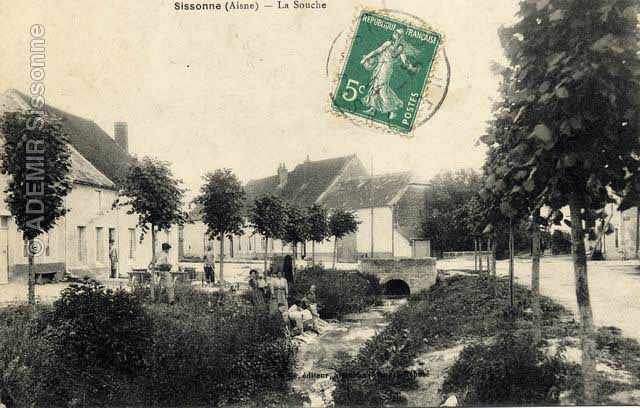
439, 256, 640, 341
292, 298, 404, 407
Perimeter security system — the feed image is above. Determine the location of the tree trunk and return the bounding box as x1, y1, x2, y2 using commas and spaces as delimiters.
478, 239, 484, 277
509, 219, 514, 308
28, 238, 35, 305
312, 241, 315, 266
264, 237, 269, 274
292, 242, 297, 279
474, 239, 478, 273
332, 237, 337, 269
219, 234, 225, 284
531, 218, 542, 343
150, 225, 156, 301
491, 239, 497, 278
486, 238, 492, 276
569, 195, 596, 404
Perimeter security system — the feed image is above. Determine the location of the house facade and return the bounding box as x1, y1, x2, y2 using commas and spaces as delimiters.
182, 155, 430, 263
0, 89, 178, 284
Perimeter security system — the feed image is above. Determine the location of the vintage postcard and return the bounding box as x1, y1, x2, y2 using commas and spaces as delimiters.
0, 0, 639, 407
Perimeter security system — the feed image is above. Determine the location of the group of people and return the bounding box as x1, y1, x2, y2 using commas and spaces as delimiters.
147, 244, 325, 337
247, 268, 324, 336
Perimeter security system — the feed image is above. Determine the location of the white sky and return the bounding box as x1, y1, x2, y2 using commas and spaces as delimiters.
0, 0, 519, 200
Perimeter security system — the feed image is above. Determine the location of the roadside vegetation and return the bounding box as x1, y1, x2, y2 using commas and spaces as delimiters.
292, 265, 382, 319
332, 274, 640, 406
0, 278, 299, 407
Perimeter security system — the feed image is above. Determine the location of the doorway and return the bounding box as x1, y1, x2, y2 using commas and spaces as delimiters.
108, 228, 116, 276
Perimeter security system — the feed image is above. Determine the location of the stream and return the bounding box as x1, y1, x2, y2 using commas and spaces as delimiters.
291, 297, 405, 407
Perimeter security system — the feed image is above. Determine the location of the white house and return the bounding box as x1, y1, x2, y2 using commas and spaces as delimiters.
0, 89, 178, 284
182, 155, 430, 263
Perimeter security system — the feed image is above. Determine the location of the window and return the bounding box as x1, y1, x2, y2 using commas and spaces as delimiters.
95, 227, 104, 263
23, 239, 28, 257
95, 190, 103, 214
128, 228, 136, 259
615, 228, 619, 249
0, 216, 9, 229
271, 239, 275, 250
237, 236, 242, 251
77, 226, 87, 263
249, 237, 252, 251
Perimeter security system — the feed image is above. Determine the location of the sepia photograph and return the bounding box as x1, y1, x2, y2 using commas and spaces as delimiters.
1, 0, 640, 406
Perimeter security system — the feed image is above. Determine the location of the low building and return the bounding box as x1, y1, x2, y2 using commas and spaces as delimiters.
0, 89, 178, 284
182, 154, 430, 263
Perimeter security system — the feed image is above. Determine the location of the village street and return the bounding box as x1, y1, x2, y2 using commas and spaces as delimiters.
439, 256, 640, 341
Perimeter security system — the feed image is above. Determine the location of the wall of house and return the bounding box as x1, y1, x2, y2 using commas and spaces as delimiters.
588, 203, 639, 260
393, 229, 413, 257
353, 207, 394, 258
0, 178, 180, 283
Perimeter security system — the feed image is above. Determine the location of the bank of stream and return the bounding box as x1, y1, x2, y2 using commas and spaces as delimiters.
291, 297, 405, 407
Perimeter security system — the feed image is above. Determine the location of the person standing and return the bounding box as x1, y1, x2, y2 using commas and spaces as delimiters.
203, 244, 216, 285
248, 269, 265, 309
269, 270, 288, 314
109, 239, 118, 279
154, 243, 175, 304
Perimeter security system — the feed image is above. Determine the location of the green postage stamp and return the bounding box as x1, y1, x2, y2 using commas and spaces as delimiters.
332, 11, 442, 134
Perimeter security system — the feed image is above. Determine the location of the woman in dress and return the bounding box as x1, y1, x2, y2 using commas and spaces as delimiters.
269, 270, 289, 314
360, 28, 421, 120
248, 269, 265, 309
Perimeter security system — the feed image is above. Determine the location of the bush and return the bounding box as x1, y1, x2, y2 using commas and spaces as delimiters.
139, 303, 297, 406
0, 281, 299, 407
442, 332, 572, 405
42, 278, 152, 405
0, 305, 52, 407
333, 275, 576, 406
551, 230, 572, 255
292, 265, 382, 319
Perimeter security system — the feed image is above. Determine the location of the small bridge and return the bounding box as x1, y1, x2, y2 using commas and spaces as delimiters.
357, 258, 437, 296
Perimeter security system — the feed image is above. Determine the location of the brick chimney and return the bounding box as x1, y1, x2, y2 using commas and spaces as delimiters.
114, 122, 128, 153
278, 163, 288, 187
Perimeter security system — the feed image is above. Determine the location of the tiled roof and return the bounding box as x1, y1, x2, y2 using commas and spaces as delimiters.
188, 155, 360, 221
0, 90, 115, 189
3, 89, 134, 185
245, 155, 358, 207
319, 172, 414, 209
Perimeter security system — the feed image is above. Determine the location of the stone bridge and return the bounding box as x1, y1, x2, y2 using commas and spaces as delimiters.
357, 258, 437, 295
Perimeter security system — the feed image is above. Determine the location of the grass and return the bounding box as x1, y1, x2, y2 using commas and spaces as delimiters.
333, 273, 640, 406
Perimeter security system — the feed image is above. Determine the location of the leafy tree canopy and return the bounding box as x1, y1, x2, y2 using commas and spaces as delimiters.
0, 111, 73, 240
307, 203, 329, 243
282, 203, 310, 246
249, 194, 288, 241
194, 169, 245, 240
115, 156, 187, 235
328, 209, 360, 239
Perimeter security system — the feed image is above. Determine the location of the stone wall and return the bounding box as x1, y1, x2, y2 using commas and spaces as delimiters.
357, 257, 437, 293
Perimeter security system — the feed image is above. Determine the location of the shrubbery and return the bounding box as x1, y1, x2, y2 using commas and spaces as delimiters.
292, 265, 382, 319
333, 275, 576, 406
442, 332, 572, 405
0, 279, 298, 407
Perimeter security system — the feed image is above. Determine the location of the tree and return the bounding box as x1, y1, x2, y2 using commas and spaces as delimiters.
194, 169, 245, 284
307, 204, 329, 265
328, 209, 360, 268
484, 0, 640, 401
281, 203, 310, 269
249, 195, 288, 273
421, 169, 483, 256
115, 157, 187, 301
0, 111, 72, 304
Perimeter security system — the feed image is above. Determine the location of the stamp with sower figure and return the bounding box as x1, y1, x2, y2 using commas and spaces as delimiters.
332, 11, 443, 134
